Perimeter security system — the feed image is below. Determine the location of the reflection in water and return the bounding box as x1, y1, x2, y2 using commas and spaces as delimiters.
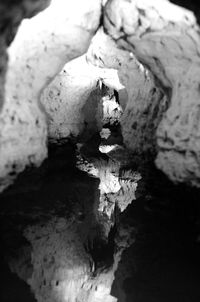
112, 185, 200, 302
1, 141, 200, 302
1, 92, 200, 302
0, 140, 139, 302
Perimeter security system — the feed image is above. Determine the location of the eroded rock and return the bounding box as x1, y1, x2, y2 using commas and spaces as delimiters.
24, 217, 93, 302
0, 0, 51, 109
104, 0, 200, 186
22, 216, 130, 302
41, 54, 125, 143
4, 144, 138, 302
87, 28, 167, 156
0, 0, 102, 192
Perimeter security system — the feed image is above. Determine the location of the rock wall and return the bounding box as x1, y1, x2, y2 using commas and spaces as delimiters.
1, 1, 200, 302
0, 0, 102, 192
40, 45, 130, 143
104, 0, 200, 186
2, 0, 200, 188
0, 1, 51, 185
41, 56, 98, 141
0, 0, 51, 108
87, 28, 168, 156
10, 215, 130, 302
5, 145, 138, 302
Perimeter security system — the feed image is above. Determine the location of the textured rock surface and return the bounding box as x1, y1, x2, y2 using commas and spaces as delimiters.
1, 143, 138, 302
41, 55, 103, 141
77, 138, 141, 240
1, 1, 200, 302
24, 217, 93, 302
0, 38, 7, 112
0, 0, 51, 115
41, 53, 126, 142
104, 0, 200, 186
0, 0, 50, 171
170, 0, 200, 25
22, 216, 129, 302
87, 29, 167, 156
0, 0, 102, 192
18, 217, 130, 302
3, 142, 200, 302
41, 55, 118, 140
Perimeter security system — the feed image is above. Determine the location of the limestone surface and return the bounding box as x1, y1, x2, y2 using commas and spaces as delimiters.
0, 0, 101, 191
87, 28, 167, 156
41, 55, 105, 142
21, 216, 130, 302
104, 0, 200, 186
0, 0, 51, 111
41, 52, 126, 143
24, 218, 93, 302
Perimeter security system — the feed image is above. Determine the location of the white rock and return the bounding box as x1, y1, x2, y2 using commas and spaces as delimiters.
87, 28, 166, 155
100, 128, 111, 139
0, 0, 101, 191
41, 55, 99, 140
99, 144, 118, 154
104, 0, 200, 186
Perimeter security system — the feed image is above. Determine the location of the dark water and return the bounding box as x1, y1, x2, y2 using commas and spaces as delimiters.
0, 143, 99, 302
1, 143, 200, 302
0, 260, 36, 302
112, 184, 200, 302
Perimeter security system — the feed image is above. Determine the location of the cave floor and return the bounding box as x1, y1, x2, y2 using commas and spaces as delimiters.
0, 142, 200, 302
